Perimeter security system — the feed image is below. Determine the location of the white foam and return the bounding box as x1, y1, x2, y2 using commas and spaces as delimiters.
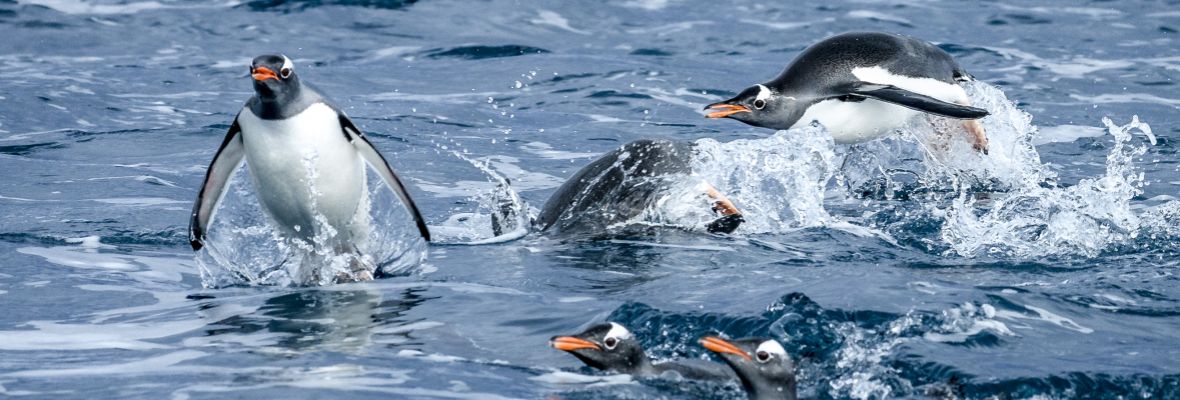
997, 304, 1094, 334
520, 142, 598, 160
1070, 93, 1180, 107
91, 197, 187, 206
0, 319, 207, 351
531, 10, 590, 35
1035, 124, 1108, 145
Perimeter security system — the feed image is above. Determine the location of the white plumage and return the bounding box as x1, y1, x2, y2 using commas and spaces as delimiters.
236, 102, 369, 244
792, 66, 970, 143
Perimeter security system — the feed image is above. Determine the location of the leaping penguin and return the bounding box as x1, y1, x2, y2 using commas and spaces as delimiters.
701, 336, 797, 400
705, 31, 990, 153
189, 54, 430, 261
550, 322, 737, 381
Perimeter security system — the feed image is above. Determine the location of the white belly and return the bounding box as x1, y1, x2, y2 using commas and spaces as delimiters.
237, 103, 367, 243
792, 98, 921, 143
793, 65, 971, 144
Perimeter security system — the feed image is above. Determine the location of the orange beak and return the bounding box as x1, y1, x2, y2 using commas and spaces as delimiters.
252, 66, 278, 81
700, 336, 751, 361
704, 103, 751, 119
551, 336, 601, 352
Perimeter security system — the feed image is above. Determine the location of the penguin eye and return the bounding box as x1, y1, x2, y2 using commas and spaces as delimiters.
604, 337, 618, 350
753, 99, 766, 110
756, 351, 771, 363
280, 67, 293, 79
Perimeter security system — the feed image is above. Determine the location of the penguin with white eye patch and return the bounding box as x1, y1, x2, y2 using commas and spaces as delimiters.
550, 322, 737, 381
705, 31, 990, 153
188, 54, 430, 281
701, 336, 797, 400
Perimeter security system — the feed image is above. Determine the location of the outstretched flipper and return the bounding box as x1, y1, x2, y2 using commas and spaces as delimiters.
189, 119, 246, 251
338, 115, 432, 242
842, 82, 989, 120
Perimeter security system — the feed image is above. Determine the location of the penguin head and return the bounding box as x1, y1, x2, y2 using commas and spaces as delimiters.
701, 336, 797, 400
704, 84, 802, 130
250, 54, 300, 101
550, 322, 648, 373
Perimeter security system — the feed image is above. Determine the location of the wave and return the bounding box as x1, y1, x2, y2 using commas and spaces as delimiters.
542, 293, 1180, 399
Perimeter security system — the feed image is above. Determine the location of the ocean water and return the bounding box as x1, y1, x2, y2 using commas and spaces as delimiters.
2, 0, 1180, 398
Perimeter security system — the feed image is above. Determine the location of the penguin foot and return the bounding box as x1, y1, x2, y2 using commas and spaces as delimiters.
699, 181, 744, 234
964, 119, 989, 154
706, 214, 745, 234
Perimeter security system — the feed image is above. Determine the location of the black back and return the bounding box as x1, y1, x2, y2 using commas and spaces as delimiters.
769, 31, 965, 97
536, 139, 695, 233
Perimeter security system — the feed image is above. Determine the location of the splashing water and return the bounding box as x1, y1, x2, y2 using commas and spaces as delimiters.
194, 162, 428, 287
636, 81, 1166, 259
939, 116, 1156, 258
688, 124, 839, 233
429, 147, 531, 244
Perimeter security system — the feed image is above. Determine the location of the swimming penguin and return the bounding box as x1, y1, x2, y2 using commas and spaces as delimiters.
534, 139, 744, 235
701, 336, 797, 400
705, 31, 990, 153
188, 55, 430, 268
550, 322, 737, 381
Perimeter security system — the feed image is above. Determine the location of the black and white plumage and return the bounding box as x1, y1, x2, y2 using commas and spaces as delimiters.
706, 31, 990, 152
550, 322, 737, 381
189, 54, 429, 253
701, 336, 797, 400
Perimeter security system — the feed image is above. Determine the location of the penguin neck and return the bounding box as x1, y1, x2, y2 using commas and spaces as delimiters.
617, 349, 656, 376
251, 85, 307, 120
742, 374, 796, 400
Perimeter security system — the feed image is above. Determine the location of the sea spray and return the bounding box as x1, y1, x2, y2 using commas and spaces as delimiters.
939, 116, 1155, 258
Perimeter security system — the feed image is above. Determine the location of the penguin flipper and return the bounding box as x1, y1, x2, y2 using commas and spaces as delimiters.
189, 118, 246, 251
338, 115, 432, 242
843, 82, 989, 119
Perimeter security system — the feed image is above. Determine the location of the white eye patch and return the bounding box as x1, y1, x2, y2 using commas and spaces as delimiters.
281, 55, 294, 71
757, 340, 787, 357
755, 84, 772, 102
606, 322, 633, 341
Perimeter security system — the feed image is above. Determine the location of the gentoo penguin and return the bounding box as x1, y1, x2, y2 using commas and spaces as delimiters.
705, 31, 990, 153
701, 336, 797, 400
188, 54, 430, 260
534, 139, 744, 235
550, 322, 737, 381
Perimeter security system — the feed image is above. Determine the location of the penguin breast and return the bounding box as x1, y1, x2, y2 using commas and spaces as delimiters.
237, 103, 367, 241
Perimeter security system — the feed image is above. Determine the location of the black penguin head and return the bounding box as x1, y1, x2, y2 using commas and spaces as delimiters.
701, 336, 797, 400
250, 54, 301, 102
705, 84, 802, 130
550, 322, 649, 373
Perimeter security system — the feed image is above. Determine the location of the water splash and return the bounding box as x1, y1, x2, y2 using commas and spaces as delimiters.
939, 116, 1157, 258
429, 147, 531, 244
689, 124, 839, 233
194, 163, 427, 288
677, 81, 1169, 259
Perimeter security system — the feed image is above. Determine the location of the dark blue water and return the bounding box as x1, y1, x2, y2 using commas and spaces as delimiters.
2, 0, 1179, 398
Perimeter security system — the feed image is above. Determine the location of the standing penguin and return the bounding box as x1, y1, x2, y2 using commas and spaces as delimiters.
189, 54, 430, 276
705, 31, 990, 153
